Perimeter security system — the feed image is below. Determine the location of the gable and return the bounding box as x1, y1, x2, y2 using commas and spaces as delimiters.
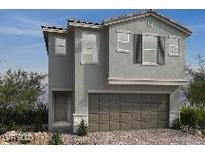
104, 10, 192, 36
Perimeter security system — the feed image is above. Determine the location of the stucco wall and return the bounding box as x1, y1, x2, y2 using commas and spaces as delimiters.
72, 25, 182, 131
47, 15, 189, 131
109, 16, 187, 80
48, 33, 73, 90
48, 33, 73, 129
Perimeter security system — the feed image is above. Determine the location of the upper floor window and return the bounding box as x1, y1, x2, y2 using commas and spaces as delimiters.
169, 36, 179, 56
143, 35, 158, 65
117, 30, 131, 53
135, 34, 165, 65
81, 32, 99, 64
55, 37, 66, 55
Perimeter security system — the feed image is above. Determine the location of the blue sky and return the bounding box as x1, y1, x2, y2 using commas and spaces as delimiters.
0, 9, 204, 73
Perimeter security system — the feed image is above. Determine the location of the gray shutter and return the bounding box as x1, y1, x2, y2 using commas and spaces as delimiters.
157, 36, 165, 65
134, 34, 142, 64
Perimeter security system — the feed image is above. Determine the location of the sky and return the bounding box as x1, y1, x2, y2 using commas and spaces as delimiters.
0, 9, 204, 73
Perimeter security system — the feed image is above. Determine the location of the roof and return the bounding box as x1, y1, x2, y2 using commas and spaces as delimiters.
42, 9, 192, 35
41, 10, 192, 53
67, 19, 102, 28
41, 25, 69, 33
103, 10, 192, 35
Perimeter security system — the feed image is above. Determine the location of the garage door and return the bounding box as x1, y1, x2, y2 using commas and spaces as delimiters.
88, 93, 169, 132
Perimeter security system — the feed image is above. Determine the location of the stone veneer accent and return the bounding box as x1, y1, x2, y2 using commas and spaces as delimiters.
73, 114, 88, 133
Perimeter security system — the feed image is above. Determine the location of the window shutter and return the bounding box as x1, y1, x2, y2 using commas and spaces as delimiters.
134, 34, 142, 64
157, 36, 165, 65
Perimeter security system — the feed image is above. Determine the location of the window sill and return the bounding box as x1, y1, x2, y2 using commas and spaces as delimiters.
141, 63, 158, 66
168, 54, 180, 57
54, 54, 67, 57
117, 50, 131, 54
80, 62, 99, 65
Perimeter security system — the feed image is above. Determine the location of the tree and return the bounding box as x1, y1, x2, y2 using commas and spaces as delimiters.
0, 69, 47, 126
186, 54, 205, 106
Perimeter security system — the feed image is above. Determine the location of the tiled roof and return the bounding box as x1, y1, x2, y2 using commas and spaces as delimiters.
42, 10, 192, 35
41, 25, 68, 31
68, 19, 102, 26
103, 10, 147, 23
103, 9, 192, 34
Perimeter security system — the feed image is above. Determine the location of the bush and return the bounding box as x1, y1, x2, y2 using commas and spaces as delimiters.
0, 124, 7, 135
172, 117, 181, 130
180, 106, 198, 129
0, 69, 47, 131
0, 101, 48, 132
7, 121, 16, 131
77, 119, 88, 136
196, 107, 205, 129
49, 132, 62, 145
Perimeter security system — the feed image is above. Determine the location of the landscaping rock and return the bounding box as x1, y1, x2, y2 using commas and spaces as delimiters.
0, 129, 205, 145
195, 130, 203, 137
61, 129, 205, 145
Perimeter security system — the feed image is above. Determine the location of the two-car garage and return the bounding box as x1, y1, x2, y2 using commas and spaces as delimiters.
88, 93, 169, 132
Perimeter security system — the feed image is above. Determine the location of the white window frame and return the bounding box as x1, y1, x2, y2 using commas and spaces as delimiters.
168, 35, 180, 56
81, 31, 99, 64
117, 30, 131, 53
142, 34, 158, 65
55, 36, 67, 56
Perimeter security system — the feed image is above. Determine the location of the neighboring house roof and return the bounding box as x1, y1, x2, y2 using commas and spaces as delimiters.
41, 10, 192, 53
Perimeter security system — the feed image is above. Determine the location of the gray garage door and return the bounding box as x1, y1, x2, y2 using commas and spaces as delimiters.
89, 93, 169, 132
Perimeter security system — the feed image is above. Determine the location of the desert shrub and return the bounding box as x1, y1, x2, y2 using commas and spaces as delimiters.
172, 117, 181, 130
32, 102, 48, 132
0, 124, 7, 135
49, 132, 62, 145
0, 69, 47, 129
180, 106, 198, 129
0, 103, 16, 126
196, 107, 205, 129
77, 119, 88, 136
7, 121, 16, 131
185, 54, 205, 107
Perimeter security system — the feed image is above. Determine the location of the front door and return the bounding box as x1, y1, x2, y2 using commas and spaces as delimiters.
54, 92, 70, 122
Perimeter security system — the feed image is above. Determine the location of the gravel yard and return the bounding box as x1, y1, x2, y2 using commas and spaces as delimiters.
1, 129, 205, 145
62, 129, 205, 145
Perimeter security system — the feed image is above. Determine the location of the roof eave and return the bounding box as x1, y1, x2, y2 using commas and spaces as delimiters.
41, 30, 49, 55
68, 22, 103, 29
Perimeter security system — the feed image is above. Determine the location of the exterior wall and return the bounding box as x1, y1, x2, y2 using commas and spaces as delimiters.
108, 16, 187, 80
48, 32, 73, 130
48, 33, 73, 89
73, 25, 180, 132
47, 15, 189, 132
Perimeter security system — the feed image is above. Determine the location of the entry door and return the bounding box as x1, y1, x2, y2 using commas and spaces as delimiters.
54, 93, 68, 122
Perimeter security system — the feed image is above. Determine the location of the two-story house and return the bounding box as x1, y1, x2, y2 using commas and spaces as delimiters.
41, 10, 192, 133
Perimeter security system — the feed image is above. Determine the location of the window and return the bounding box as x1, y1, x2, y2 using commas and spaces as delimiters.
142, 35, 157, 65
169, 36, 179, 56
55, 37, 66, 55
135, 34, 165, 65
81, 32, 99, 64
117, 30, 130, 53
